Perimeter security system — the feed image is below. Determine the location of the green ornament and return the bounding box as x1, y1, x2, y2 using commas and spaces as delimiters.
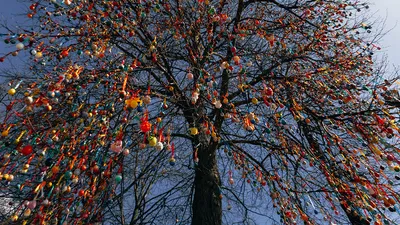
64, 171, 73, 179
115, 174, 122, 183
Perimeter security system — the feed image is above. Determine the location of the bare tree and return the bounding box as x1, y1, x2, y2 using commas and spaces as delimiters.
0, 0, 399, 225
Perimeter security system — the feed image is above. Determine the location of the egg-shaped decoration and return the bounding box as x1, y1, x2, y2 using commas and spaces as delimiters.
8, 88, 16, 96
189, 127, 198, 135
148, 137, 157, 147
155, 142, 164, 151
169, 157, 176, 166
21, 145, 33, 156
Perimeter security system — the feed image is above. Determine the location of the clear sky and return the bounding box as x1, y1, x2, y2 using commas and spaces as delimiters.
368, 0, 400, 70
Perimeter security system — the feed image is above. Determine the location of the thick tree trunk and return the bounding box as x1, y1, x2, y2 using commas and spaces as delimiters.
191, 136, 222, 225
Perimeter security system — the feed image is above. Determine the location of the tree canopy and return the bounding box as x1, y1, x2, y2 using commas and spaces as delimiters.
0, 0, 399, 225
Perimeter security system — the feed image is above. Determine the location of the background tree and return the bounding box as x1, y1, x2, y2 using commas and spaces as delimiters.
0, 0, 399, 225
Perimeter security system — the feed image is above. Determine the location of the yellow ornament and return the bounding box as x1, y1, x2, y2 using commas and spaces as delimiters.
35, 51, 43, 58
11, 215, 18, 222
8, 88, 16, 96
148, 137, 157, 147
126, 97, 142, 109
23, 209, 31, 217
251, 97, 258, 104
189, 127, 198, 135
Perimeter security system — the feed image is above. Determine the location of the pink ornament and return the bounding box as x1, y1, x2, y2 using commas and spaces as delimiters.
110, 141, 122, 153
27, 200, 37, 209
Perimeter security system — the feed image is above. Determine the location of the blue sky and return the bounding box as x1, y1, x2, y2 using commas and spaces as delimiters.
369, 0, 400, 70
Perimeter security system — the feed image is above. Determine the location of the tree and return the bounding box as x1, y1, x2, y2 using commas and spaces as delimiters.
0, 0, 399, 224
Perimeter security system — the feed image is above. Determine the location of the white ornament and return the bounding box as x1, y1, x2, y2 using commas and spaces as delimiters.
16, 43, 24, 50
155, 142, 164, 151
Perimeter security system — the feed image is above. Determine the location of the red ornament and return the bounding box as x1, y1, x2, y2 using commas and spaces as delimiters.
21, 145, 33, 156
61, 49, 69, 58
78, 189, 85, 197
140, 116, 152, 133
265, 87, 273, 96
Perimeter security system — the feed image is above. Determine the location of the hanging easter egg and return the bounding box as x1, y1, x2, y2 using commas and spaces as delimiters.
24, 209, 31, 217
16, 43, 24, 50
35, 51, 43, 58
192, 91, 199, 103
189, 127, 198, 135
115, 174, 122, 182
21, 145, 33, 156
187, 72, 194, 79
64, 171, 73, 179
11, 215, 18, 222
221, 61, 229, 70
148, 136, 157, 147
252, 97, 258, 104
140, 120, 152, 133
123, 149, 130, 156
42, 199, 50, 206
60, 49, 69, 58
78, 189, 85, 197
265, 87, 273, 96
169, 157, 176, 166
233, 55, 240, 65
74, 168, 81, 176
27, 200, 37, 210
110, 140, 123, 153
214, 100, 222, 109
129, 97, 141, 108
155, 141, 164, 150
30, 49, 37, 55
25, 96, 33, 104
142, 95, 151, 104
8, 88, 16, 96
6, 174, 14, 181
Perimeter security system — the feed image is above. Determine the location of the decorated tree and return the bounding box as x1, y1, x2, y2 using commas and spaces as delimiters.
0, 0, 399, 224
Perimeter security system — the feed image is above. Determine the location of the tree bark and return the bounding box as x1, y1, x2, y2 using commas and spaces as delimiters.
191, 135, 222, 225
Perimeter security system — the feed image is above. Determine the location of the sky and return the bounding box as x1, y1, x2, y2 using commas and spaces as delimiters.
368, 0, 400, 72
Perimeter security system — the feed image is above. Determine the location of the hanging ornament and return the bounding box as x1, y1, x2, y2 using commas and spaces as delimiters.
140, 118, 152, 133
16, 43, 24, 50
26, 200, 37, 210
110, 140, 123, 153
21, 145, 33, 156
142, 95, 151, 104
155, 141, 164, 150
148, 136, 157, 147
189, 127, 199, 135
233, 55, 240, 65
8, 88, 16, 96
192, 91, 199, 104
214, 100, 222, 109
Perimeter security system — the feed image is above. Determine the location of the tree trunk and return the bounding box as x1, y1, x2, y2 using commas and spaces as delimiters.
191, 136, 222, 225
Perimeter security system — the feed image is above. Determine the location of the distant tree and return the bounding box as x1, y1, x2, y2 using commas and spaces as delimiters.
0, 0, 399, 225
